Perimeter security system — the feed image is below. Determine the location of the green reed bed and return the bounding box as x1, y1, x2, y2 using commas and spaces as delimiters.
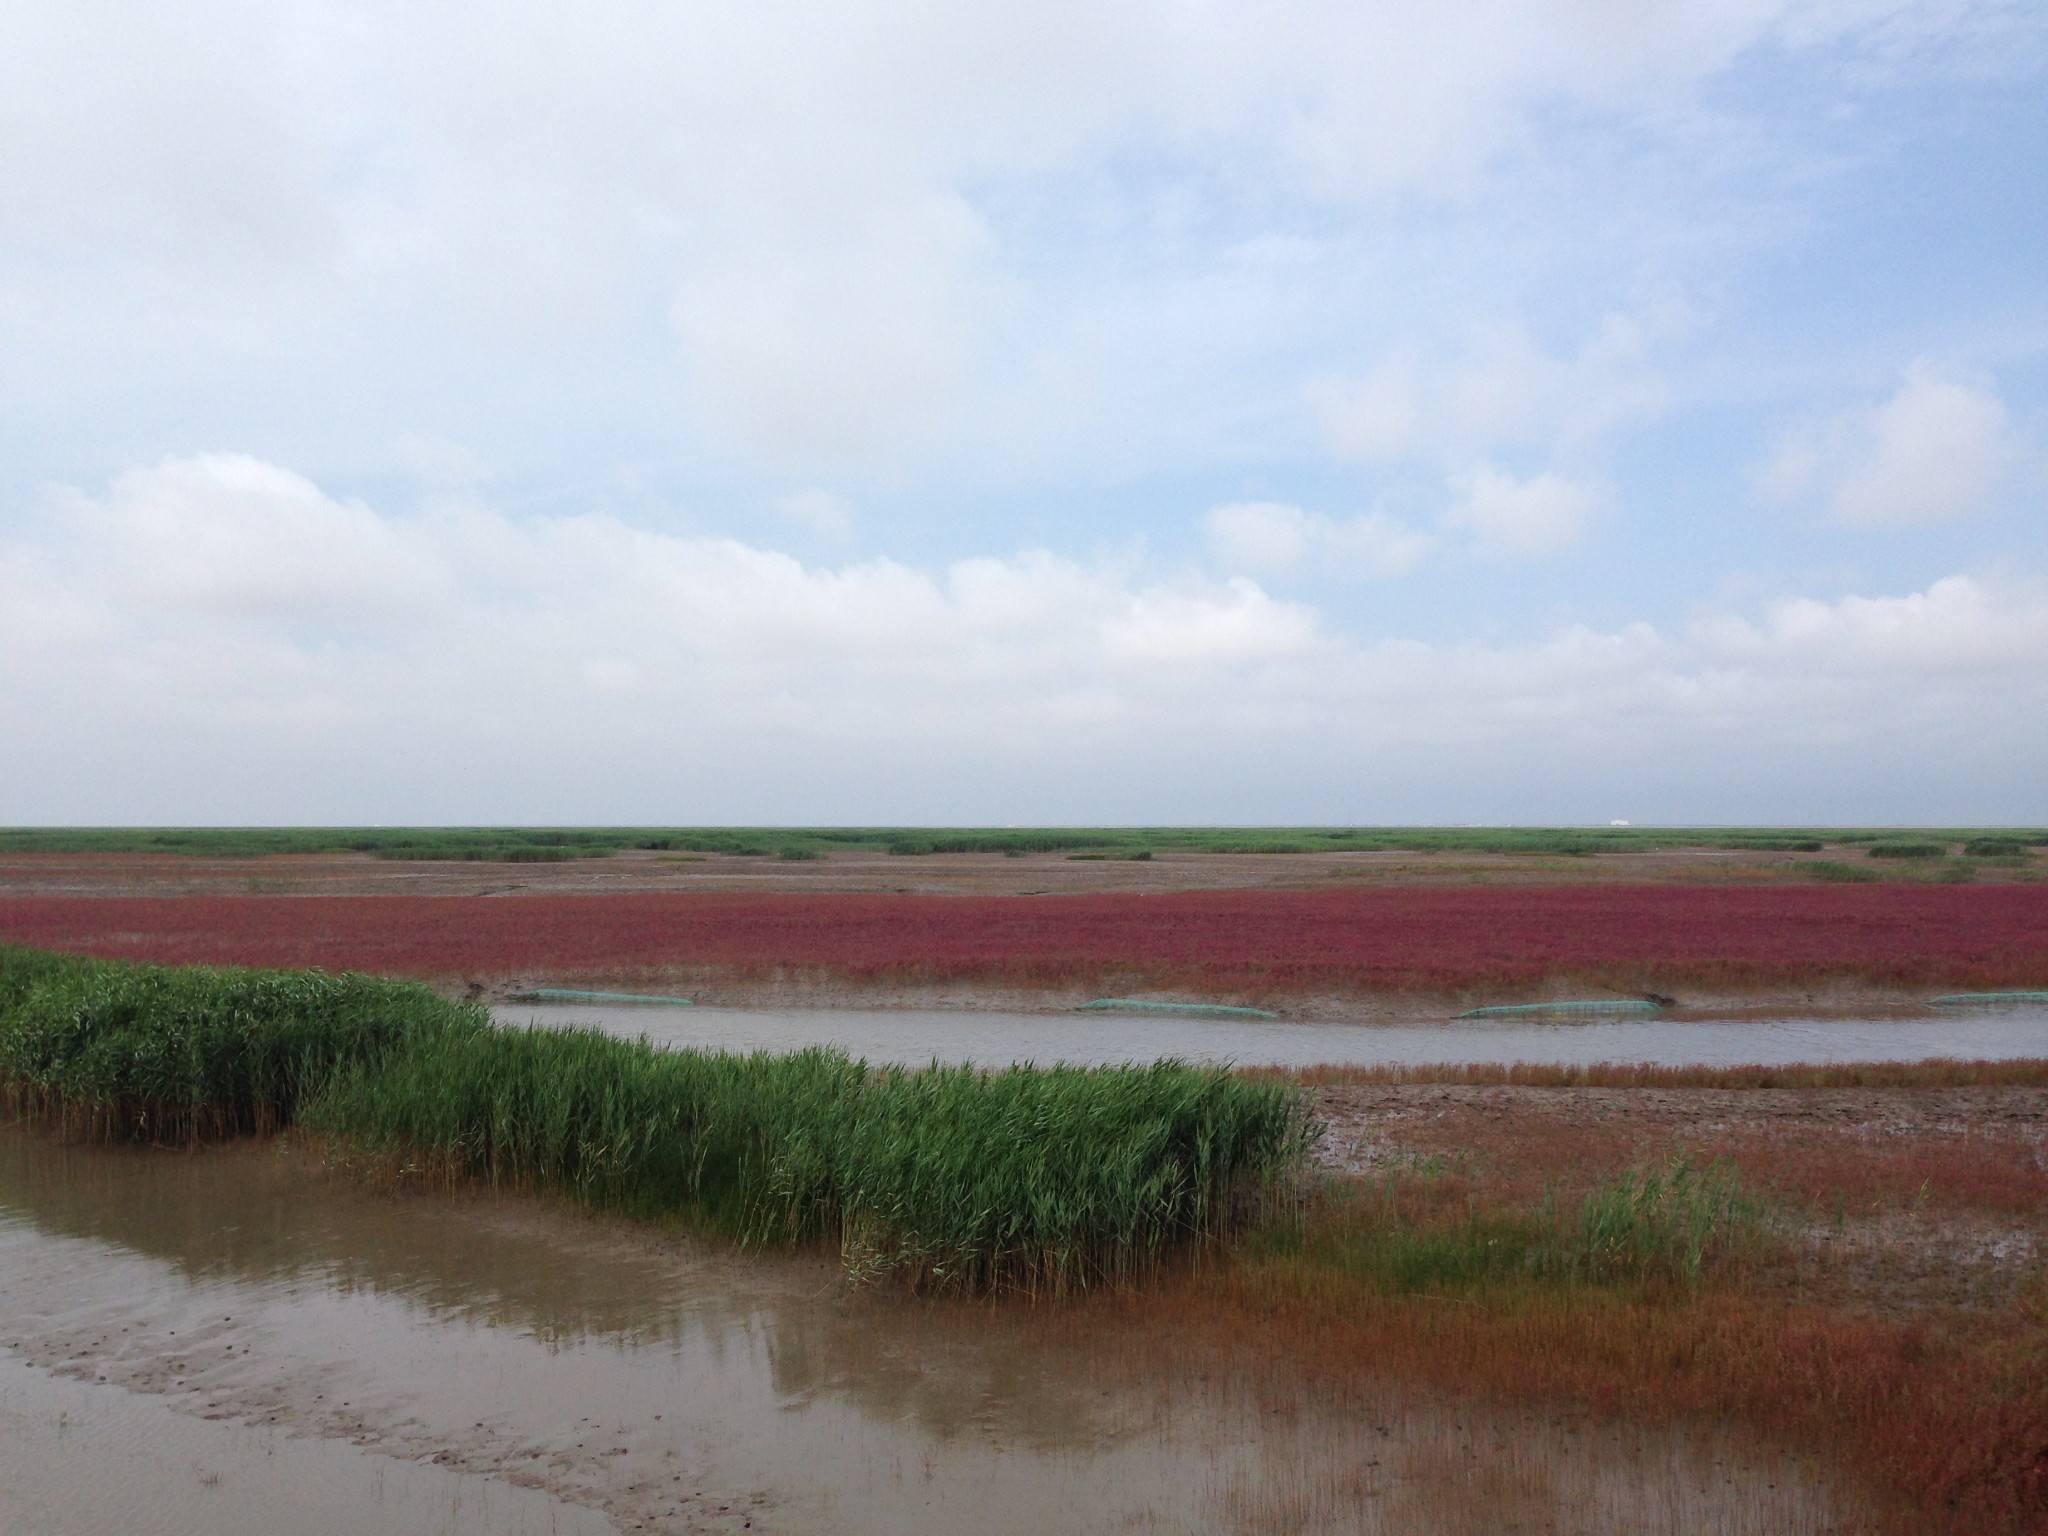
0, 945, 466, 1141
307, 1023, 1309, 1293
0, 946, 1309, 1293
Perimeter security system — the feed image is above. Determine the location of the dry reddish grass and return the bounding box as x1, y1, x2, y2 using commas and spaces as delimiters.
1220, 1078, 2048, 1531
1142, 1272, 2048, 1536
1727, 1135, 2048, 1220
1306, 1079, 2048, 1212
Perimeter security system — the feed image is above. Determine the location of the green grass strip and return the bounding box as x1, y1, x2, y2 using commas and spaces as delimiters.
508, 988, 695, 1006
1456, 1000, 1666, 1019
1078, 998, 1280, 1020
1257, 1156, 1761, 1295
1928, 991, 2048, 1008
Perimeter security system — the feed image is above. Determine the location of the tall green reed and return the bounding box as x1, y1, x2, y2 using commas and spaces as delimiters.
308, 1024, 1311, 1294
0, 945, 481, 1141
1571, 1157, 1758, 1286
2, 946, 1310, 1294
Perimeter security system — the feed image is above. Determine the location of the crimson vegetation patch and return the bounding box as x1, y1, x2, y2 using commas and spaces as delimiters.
4, 885, 2044, 995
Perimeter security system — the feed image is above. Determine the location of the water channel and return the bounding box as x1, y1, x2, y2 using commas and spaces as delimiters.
494, 1002, 2048, 1071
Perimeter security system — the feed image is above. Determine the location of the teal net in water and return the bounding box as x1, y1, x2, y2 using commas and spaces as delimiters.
1078, 998, 1280, 1021
1456, 1000, 1666, 1020
1928, 991, 2048, 1008
509, 988, 694, 1006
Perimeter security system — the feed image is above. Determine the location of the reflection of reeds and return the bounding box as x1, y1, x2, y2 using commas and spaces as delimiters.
0, 945, 1308, 1295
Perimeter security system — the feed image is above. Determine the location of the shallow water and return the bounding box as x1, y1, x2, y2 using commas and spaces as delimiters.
496, 1002, 2048, 1069
0, 1128, 1853, 1535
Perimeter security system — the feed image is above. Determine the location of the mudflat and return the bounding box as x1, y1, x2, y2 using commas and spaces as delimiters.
0, 1126, 1856, 1536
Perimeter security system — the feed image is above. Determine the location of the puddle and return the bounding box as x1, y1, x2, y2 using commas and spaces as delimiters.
0, 1126, 1857, 1534
495, 1003, 2048, 1070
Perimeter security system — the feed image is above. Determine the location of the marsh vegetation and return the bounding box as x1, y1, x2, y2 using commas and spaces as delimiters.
5, 941, 2047, 1529
0, 946, 1305, 1294
4, 822, 2043, 862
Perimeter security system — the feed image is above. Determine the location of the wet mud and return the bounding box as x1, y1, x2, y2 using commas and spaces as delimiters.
0, 1126, 1862, 1534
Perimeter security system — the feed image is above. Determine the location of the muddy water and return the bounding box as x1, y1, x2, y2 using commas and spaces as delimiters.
497, 1002, 2048, 1070
0, 1126, 1856, 1535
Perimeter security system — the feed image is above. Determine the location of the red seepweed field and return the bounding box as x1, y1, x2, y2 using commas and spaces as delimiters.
3, 882, 2043, 995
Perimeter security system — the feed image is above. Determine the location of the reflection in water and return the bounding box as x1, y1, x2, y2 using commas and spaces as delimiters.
499, 1001, 2048, 1070
0, 1127, 1856, 1534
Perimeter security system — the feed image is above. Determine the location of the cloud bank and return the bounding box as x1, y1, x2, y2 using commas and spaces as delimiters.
2, 2, 2041, 823
4, 456, 2041, 823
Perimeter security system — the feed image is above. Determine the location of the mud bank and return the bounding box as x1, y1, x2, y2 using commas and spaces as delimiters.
0, 1127, 1860, 1535
480, 974, 2014, 1025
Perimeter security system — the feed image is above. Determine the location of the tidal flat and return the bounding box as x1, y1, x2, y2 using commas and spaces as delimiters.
0, 1126, 1860, 1536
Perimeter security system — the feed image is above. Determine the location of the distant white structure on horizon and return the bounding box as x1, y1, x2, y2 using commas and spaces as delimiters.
1610, 819, 1631, 827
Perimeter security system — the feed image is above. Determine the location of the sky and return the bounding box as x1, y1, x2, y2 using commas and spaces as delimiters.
1, 0, 2044, 826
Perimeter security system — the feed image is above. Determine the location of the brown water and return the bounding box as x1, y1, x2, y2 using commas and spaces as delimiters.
0, 1127, 1858, 1534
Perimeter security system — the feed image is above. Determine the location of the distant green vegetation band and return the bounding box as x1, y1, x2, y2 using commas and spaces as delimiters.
3, 824, 2041, 862
0, 946, 1308, 1294
1927, 992, 2048, 1008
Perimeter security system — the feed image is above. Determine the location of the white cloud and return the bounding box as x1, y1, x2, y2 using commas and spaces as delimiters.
1834, 365, 2017, 526
1441, 465, 1603, 558
1762, 361, 2020, 527
2, 454, 2042, 822
1307, 307, 1683, 466
669, 193, 992, 469
1205, 501, 1431, 579
0, 0, 1985, 478
48, 453, 444, 626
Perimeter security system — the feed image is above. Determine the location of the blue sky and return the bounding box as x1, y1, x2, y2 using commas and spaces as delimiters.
1, 0, 2043, 824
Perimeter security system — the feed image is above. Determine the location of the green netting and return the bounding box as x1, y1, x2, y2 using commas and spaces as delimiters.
1456, 1000, 1666, 1020
1078, 999, 1279, 1020
508, 988, 694, 1006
